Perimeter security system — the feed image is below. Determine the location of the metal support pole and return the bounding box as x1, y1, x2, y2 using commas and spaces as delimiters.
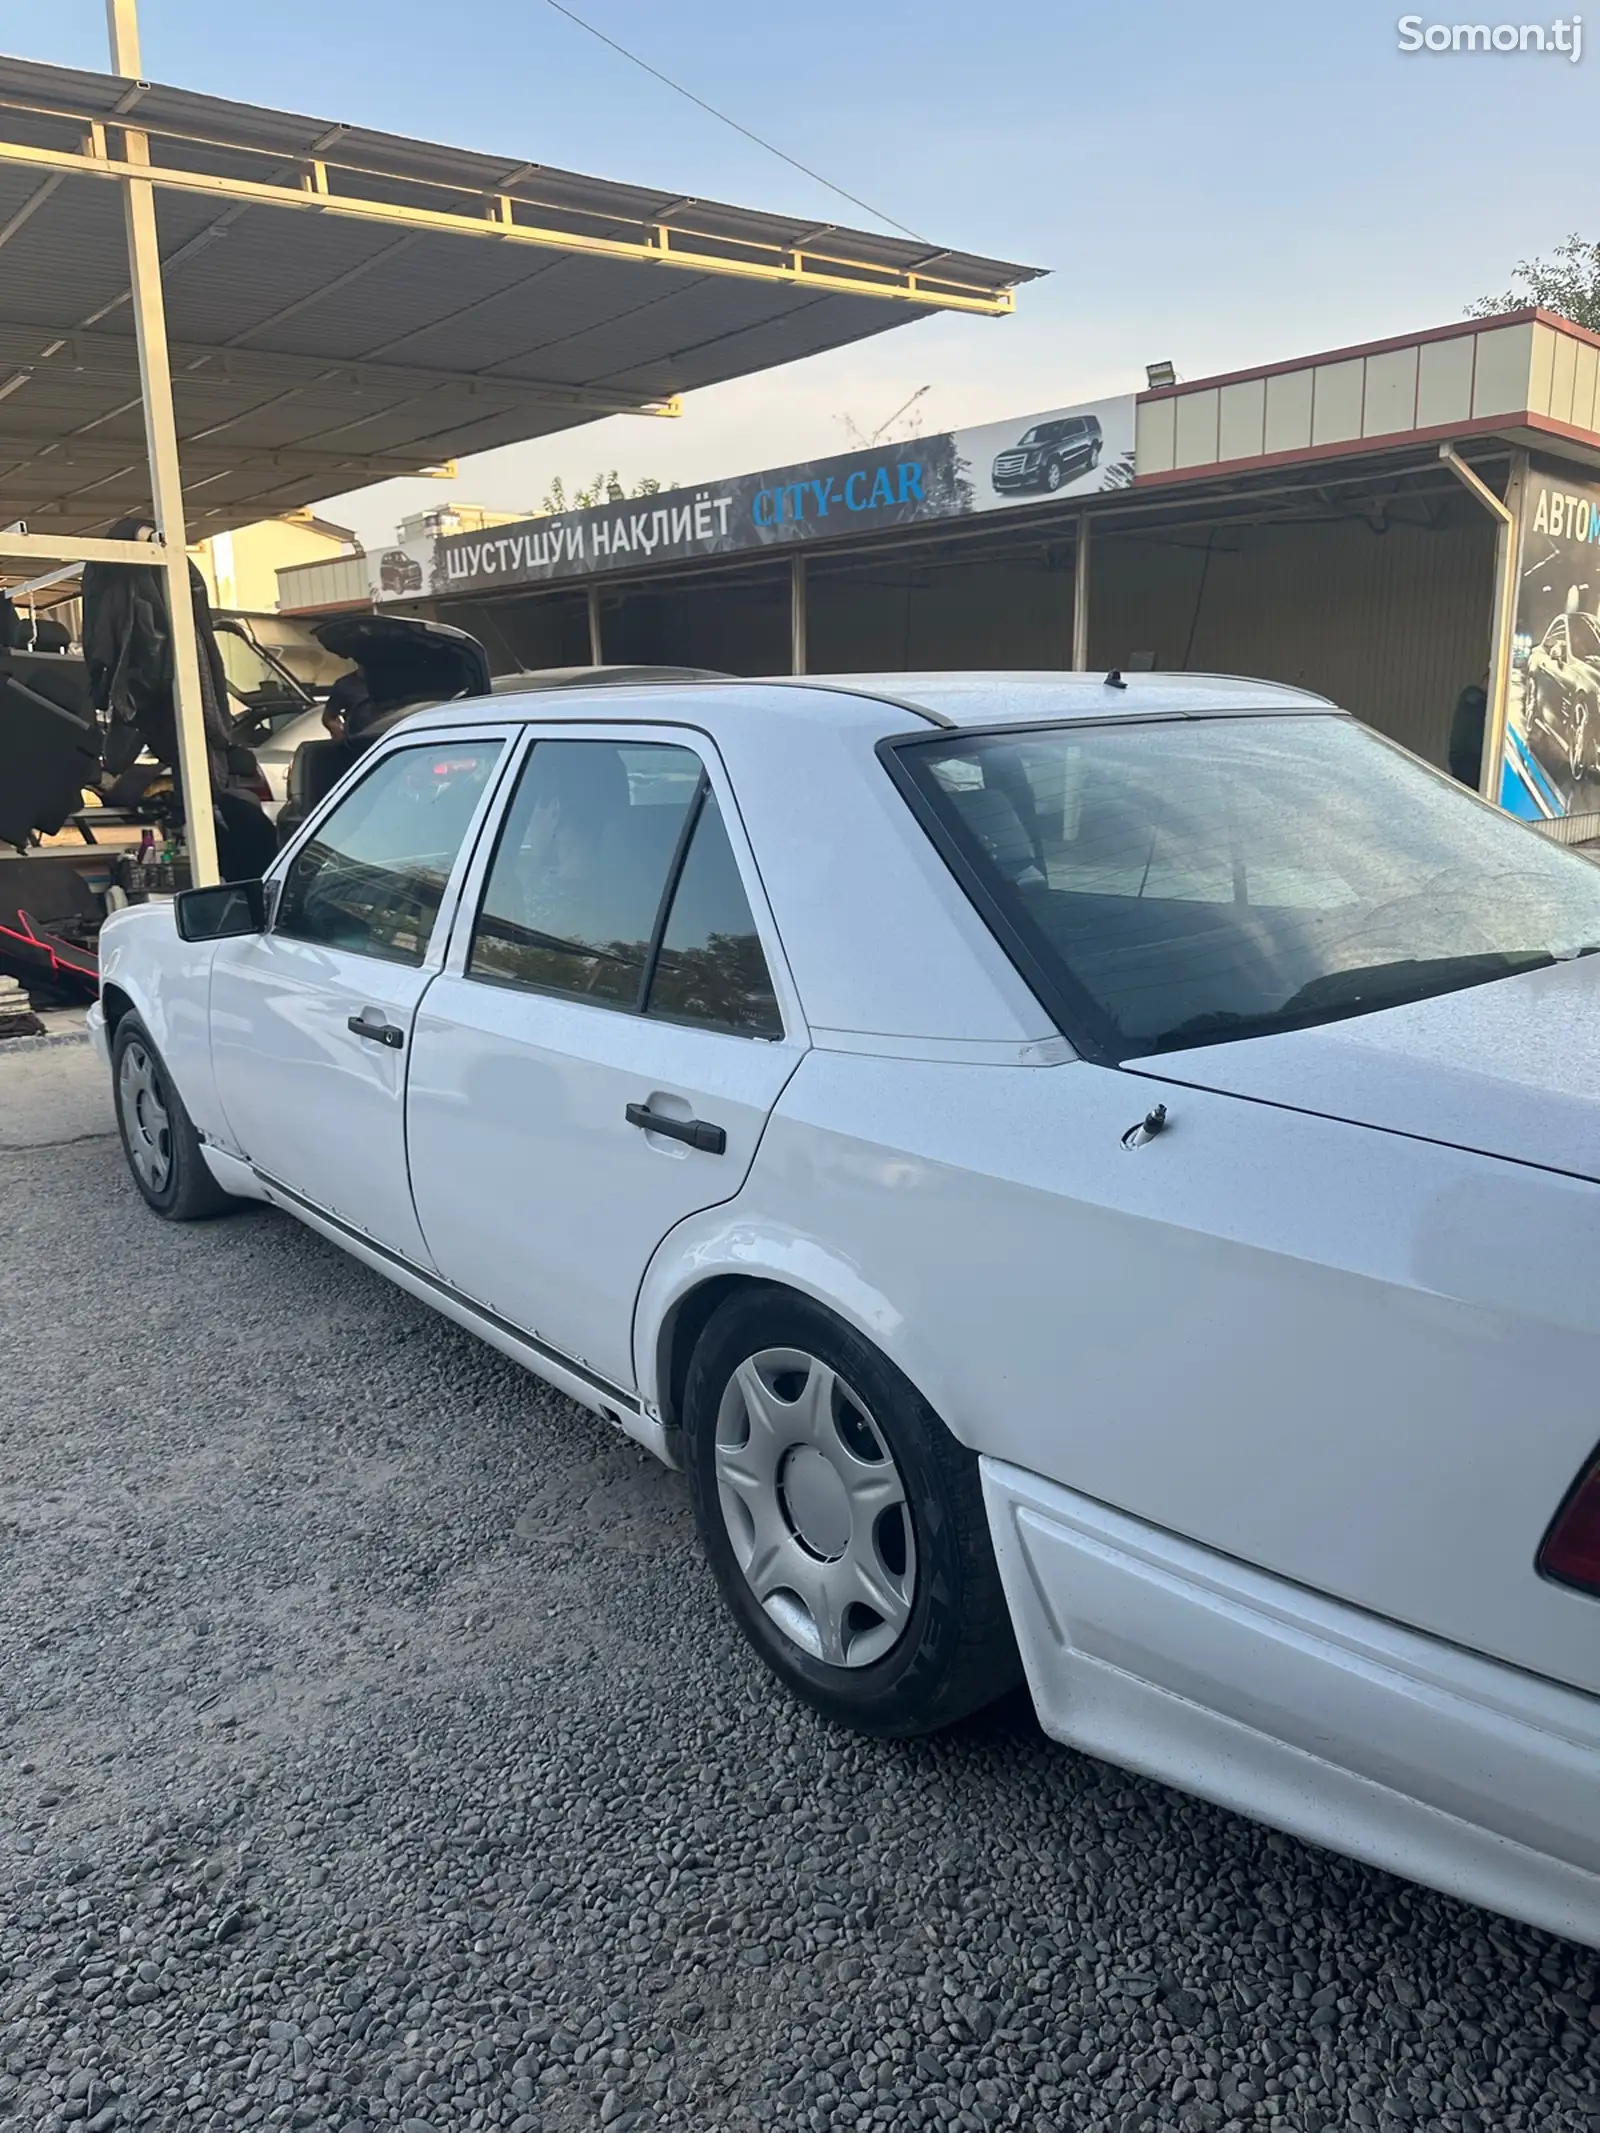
790, 552, 807, 675
586, 582, 604, 666
1071, 511, 1091, 671
1440, 443, 1525, 805
108, 0, 220, 884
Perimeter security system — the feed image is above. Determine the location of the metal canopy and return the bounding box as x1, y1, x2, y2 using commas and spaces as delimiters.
0, 54, 1038, 538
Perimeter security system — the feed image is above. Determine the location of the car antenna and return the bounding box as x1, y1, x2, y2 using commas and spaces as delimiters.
1104, 669, 1127, 690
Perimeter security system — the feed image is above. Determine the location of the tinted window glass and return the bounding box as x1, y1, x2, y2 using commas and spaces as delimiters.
275, 739, 501, 965
647, 790, 782, 1037
469, 739, 699, 1007
896, 715, 1600, 1060
1570, 612, 1600, 661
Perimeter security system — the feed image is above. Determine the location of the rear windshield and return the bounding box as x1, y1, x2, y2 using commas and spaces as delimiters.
891, 714, 1600, 1061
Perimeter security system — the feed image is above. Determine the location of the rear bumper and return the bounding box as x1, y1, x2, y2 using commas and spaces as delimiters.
983, 1459, 1600, 1950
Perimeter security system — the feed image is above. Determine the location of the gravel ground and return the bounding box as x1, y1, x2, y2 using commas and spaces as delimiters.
1, 1043, 1597, 2133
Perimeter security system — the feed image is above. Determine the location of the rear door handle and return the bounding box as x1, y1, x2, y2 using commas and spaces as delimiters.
625, 1101, 726, 1155
347, 1011, 405, 1050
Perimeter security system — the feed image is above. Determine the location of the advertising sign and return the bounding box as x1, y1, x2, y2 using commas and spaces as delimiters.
420, 394, 1136, 602
1501, 458, 1600, 821
368, 533, 432, 605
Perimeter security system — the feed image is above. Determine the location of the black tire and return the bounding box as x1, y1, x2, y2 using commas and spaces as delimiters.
1043, 458, 1065, 492
111, 1014, 237, 1221
682, 1288, 1022, 1737
1525, 671, 1546, 736
1576, 695, 1598, 782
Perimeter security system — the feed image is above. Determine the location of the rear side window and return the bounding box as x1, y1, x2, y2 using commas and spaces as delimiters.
645, 789, 783, 1037
274, 739, 502, 965
469, 739, 782, 1035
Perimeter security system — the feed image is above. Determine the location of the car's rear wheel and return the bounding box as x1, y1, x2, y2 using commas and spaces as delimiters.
112, 1015, 238, 1222
1576, 694, 1598, 780
682, 1289, 1022, 1737
1569, 695, 1590, 783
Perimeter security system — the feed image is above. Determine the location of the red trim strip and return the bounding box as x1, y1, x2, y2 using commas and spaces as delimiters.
0, 909, 98, 981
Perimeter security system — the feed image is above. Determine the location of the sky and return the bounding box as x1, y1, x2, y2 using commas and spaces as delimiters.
13, 0, 1598, 548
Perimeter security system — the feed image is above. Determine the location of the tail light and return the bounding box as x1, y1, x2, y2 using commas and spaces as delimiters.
1537, 1449, 1600, 1596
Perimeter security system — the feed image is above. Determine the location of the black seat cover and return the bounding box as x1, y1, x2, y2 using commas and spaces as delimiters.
0, 650, 100, 849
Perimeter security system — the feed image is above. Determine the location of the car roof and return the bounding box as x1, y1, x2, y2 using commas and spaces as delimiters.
798, 671, 1336, 726
486, 663, 730, 693
397, 668, 1338, 739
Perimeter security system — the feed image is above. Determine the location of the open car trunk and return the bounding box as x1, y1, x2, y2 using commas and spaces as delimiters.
280, 614, 494, 832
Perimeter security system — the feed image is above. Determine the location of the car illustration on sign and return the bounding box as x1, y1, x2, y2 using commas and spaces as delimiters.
991, 414, 1104, 494
378, 549, 425, 596
1524, 606, 1600, 784
91, 669, 1600, 1951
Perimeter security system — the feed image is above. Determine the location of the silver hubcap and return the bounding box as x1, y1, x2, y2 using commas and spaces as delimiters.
714, 1348, 916, 1669
118, 1041, 172, 1192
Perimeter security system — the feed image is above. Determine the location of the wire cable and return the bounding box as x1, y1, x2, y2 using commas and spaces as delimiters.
542, 0, 928, 242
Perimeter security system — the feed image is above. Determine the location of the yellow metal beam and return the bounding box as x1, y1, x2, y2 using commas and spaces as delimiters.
0, 131, 1015, 316
107, 0, 219, 885
0, 529, 178, 566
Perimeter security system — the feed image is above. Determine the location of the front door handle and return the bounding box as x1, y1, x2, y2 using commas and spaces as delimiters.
625, 1101, 726, 1155
347, 1010, 405, 1050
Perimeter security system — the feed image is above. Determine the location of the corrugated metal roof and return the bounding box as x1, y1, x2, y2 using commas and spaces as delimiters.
0, 55, 1039, 543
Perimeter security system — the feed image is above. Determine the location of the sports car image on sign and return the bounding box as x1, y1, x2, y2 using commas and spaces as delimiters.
1502, 462, 1600, 823
90, 670, 1600, 1950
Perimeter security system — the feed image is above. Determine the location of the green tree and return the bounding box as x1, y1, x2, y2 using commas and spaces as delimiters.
1468, 234, 1600, 332
540, 472, 662, 514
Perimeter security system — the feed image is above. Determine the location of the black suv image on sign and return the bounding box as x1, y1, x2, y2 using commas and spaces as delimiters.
991, 414, 1104, 494
378, 550, 425, 596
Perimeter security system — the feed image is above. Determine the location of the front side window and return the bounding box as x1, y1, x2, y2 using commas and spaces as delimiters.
891, 714, 1600, 1061
469, 738, 782, 1035
275, 738, 502, 965
470, 740, 700, 1006
1569, 612, 1600, 663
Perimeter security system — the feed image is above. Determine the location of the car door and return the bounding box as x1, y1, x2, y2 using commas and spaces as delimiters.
208, 726, 510, 1259
406, 725, 807, 1395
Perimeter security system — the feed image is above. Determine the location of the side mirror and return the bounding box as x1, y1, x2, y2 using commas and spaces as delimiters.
174, 878, 267, 942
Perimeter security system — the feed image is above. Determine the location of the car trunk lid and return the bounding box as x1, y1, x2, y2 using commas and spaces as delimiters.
1128, 952, 1600, 1185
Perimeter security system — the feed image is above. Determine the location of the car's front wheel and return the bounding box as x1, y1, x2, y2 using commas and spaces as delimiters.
1044, 458, 1065, 492
683, 1289, 1021, 1736
112, 1015, 238, 1221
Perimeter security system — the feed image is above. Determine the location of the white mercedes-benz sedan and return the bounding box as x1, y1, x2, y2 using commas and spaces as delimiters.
90, 671, 1600, 1948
